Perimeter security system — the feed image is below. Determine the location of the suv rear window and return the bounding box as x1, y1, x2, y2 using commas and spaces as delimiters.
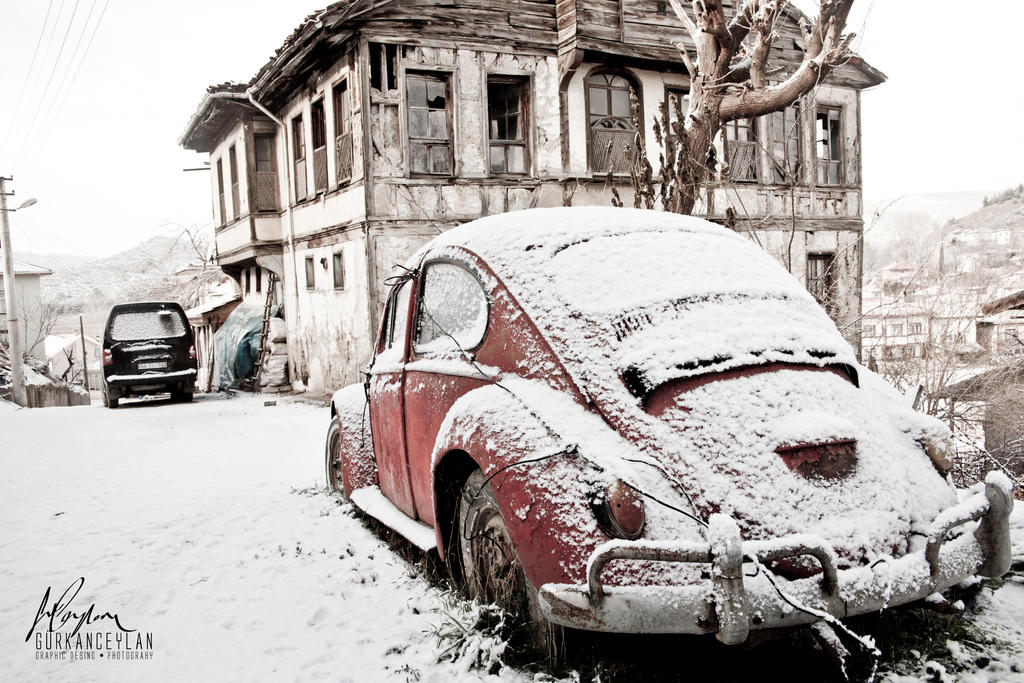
110, 310, 187, 341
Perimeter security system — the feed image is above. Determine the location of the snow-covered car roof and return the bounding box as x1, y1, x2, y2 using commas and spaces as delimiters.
424, 207, 858, 398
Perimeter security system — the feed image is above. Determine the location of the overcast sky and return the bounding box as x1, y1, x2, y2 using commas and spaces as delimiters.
1, 0, 1022, 258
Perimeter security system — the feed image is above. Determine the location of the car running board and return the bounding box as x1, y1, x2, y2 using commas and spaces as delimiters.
349, 486, 438, 551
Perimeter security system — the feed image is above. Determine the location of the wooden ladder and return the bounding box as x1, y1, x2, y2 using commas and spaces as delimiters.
253, 273, 278, 391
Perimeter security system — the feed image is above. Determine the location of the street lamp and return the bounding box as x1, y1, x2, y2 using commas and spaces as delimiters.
0, 175, 37, 407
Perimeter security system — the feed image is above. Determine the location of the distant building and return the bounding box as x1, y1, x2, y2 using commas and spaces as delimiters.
0, 261, 53, 360
181, 0, 884, 390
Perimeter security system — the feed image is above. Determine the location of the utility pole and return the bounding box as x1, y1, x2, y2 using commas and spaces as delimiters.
0, 176, 27, 406
79, 314, 90, 392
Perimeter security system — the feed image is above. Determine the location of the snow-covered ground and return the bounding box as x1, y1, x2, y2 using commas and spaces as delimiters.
0, 394, 526, 682
0, 394, 1021, 682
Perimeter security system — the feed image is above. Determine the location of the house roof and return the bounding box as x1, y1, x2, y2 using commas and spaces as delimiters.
185, 293, 242, 322
1, 261, 54, 277
982, 290, 1024, 316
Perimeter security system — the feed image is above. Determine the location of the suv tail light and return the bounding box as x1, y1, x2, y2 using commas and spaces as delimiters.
188, 344, 197, 360
102, 348, 113, 366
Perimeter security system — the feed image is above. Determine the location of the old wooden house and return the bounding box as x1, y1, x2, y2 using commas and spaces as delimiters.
180, 0, 884, 391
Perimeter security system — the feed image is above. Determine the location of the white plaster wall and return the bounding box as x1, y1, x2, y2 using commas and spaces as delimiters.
282, 236, 375, 391
215, 220, 254, 254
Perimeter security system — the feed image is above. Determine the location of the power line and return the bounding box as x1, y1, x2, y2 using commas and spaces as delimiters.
0, 0, 56, 160
20, 0, 110, 178
18, 0, 100, 174
12, 0, 84, 170
36, 197, 119, 241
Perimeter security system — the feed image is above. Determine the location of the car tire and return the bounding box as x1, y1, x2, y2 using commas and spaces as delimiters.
325, 418, 346, 498
457, 469, 564, 659
103, 388, 118, 409
171, 389, 193, 403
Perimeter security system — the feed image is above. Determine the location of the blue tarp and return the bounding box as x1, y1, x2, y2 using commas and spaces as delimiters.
212, 303, 281, 390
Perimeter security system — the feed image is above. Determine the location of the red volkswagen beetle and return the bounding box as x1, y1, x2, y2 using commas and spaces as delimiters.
325, 207, 1012, 644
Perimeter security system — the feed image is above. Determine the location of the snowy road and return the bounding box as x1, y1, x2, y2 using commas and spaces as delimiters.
2, 394, 1023, 682
0, 394, 523, 682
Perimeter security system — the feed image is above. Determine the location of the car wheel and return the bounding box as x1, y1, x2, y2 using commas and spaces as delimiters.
171, 389, 193, 403
325, 418, 345, 497
103, 388, 118, 409
458, 469, 563, 658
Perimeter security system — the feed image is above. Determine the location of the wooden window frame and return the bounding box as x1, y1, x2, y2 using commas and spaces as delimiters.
332, 250, 345, 290
769, 103, 802, 185
486, 76, 529, 177
815, 106, 843, 187
311, 98, 328, 195
369, 42, 399, 93
333, 78, 353, 185
304, 256, 315, 290
585, 69, 642, 175
806, 252, 837, 315
216, 157, 226, 226
723, 117, 759, 183
291, 114, 307, 203
228, 144, 240, 219
663, 85, 689, 138
405, 71, 454, 177
252, 132, 279, 212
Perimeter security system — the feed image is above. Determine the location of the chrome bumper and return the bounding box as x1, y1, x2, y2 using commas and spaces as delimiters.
538, 472, 1013, 643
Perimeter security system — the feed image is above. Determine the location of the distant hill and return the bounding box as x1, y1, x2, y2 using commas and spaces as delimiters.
36, 234, 200, 311
863, 191, 988, 271
13, 251, 97, 272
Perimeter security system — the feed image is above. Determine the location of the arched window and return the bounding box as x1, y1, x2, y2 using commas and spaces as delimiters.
587, 72, 639, 174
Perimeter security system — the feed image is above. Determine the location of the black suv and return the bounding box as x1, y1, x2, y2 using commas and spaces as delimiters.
100, 302, 198, 408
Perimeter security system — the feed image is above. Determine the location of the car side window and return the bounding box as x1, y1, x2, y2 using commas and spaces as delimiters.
414, 262, 488, 354
377, 280, 412, 362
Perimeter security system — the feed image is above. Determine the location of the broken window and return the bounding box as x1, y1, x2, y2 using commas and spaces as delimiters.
292, 114, 307, 202
304, 256, 315, 290
816, 107, 842, 186
587, 72, 638, 174
770, 104, 801, 184
228, 144, 240, 219
724, 118, 758, 182
253, 133, 278, 212
216, 158, 227, 225
333, 251, 345, 289
369, 43, 398, 93
806, 252, 836, 314
406, 73, 452, 175
333, 79, 353, 184
311, 99, 328, 194
414, 262, 488, 354
487, 77, 528, 174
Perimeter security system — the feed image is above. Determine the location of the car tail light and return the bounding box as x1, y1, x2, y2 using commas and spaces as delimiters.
102, 348, 113, 366
595, 480, 645, 540
188, 344, 197, 360
919, 434, 954, 475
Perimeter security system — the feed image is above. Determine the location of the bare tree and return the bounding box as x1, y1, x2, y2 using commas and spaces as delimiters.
653, 0, 856, 214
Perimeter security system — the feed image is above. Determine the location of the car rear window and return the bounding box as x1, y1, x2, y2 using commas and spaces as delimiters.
109, 310, 187, 341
